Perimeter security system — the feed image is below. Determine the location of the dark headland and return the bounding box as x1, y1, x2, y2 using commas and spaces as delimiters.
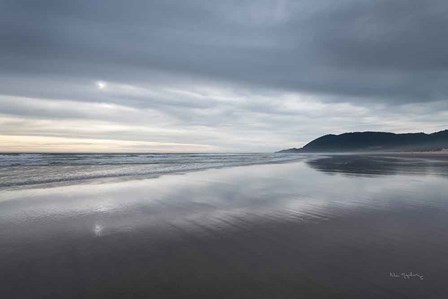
278, 129, 448, 153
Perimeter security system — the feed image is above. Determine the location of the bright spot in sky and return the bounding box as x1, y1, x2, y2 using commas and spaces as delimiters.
96, 81, 106, 90
94, 224, 104, 237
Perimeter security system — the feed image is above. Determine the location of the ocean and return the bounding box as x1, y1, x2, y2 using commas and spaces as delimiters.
0, 153, 305, 189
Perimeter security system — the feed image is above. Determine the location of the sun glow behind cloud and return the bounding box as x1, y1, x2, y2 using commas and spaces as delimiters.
96, 81, 106, 90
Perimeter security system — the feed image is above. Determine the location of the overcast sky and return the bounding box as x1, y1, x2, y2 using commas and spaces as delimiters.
1, 0, 448, 152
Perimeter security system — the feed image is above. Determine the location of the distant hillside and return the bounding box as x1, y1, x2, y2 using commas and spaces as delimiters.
278, 130, 448, 153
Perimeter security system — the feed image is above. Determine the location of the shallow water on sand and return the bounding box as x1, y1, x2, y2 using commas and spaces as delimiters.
1, 155, 448, 298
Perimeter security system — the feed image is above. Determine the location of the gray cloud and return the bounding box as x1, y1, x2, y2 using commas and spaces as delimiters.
1, 0, 448, 152
2, 0, 448, 101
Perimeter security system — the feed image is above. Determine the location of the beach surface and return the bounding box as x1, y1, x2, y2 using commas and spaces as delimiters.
1, 154, 448, 298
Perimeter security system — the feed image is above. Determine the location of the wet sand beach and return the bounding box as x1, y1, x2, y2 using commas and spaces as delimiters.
1, 155, 448, 298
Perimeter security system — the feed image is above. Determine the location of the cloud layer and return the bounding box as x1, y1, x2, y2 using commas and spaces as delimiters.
1, 0, 448, 152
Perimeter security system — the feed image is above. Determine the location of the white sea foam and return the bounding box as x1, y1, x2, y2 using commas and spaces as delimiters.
0, 153, 305, 189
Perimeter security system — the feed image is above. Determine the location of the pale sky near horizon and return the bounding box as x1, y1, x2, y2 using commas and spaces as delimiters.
1, 0, 448, 152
